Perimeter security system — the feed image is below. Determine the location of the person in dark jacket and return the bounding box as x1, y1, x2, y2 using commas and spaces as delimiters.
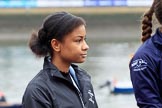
22, 12, 98, 108
129, 0, 162, 107
0, 91, 6, 103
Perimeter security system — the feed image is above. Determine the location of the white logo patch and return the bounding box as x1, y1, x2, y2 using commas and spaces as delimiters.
131, 59, 147, 71
88, 90, 94, 104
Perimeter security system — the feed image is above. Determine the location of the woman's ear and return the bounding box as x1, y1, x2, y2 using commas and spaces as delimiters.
51, 39, 61, 52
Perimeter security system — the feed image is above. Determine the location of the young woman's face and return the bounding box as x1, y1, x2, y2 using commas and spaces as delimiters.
59, 25, 89, 63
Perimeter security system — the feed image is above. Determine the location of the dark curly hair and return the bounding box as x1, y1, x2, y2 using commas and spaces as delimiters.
28, 12, 86, 57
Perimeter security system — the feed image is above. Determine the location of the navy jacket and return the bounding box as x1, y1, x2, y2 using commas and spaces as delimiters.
22, 57, 98, 108
129, 29, 162, 108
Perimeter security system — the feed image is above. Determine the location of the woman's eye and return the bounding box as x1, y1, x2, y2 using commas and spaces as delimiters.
76, 39, 82, 43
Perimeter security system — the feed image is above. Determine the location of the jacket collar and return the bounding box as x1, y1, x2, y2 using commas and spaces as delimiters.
43, 56, 82, 81
152, 28, 162, 50
43, 56, 66, 80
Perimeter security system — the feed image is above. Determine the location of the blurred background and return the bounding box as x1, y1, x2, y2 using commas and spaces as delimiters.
0, 0, 154, 108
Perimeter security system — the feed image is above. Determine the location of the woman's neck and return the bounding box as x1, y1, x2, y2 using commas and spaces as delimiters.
51, 57, 70, 73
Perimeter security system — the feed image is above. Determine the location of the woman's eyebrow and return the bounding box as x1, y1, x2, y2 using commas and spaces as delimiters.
76, 35, 86, 38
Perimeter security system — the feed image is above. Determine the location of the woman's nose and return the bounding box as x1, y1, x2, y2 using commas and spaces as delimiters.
82, 40, 89, 51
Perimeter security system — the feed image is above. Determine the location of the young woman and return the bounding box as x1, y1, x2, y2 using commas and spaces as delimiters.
129, 0, 162, 107
22, 12, 98, 108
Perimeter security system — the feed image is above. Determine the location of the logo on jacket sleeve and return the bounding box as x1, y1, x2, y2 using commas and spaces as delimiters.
88, 90, 94, 104
131, 59, 147, 71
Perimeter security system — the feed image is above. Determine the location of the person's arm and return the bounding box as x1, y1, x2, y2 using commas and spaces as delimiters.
22, 84, 52, 108
129, 56, 162, 108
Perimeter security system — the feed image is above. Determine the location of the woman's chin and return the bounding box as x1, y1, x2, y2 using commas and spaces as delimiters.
75, 59, 86, 63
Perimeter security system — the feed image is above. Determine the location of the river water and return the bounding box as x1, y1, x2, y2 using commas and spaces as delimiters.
0, 40, 140, 108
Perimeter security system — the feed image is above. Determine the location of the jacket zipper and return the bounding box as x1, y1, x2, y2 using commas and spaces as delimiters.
70, 74, 86, 108
78, 91, 86, 108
